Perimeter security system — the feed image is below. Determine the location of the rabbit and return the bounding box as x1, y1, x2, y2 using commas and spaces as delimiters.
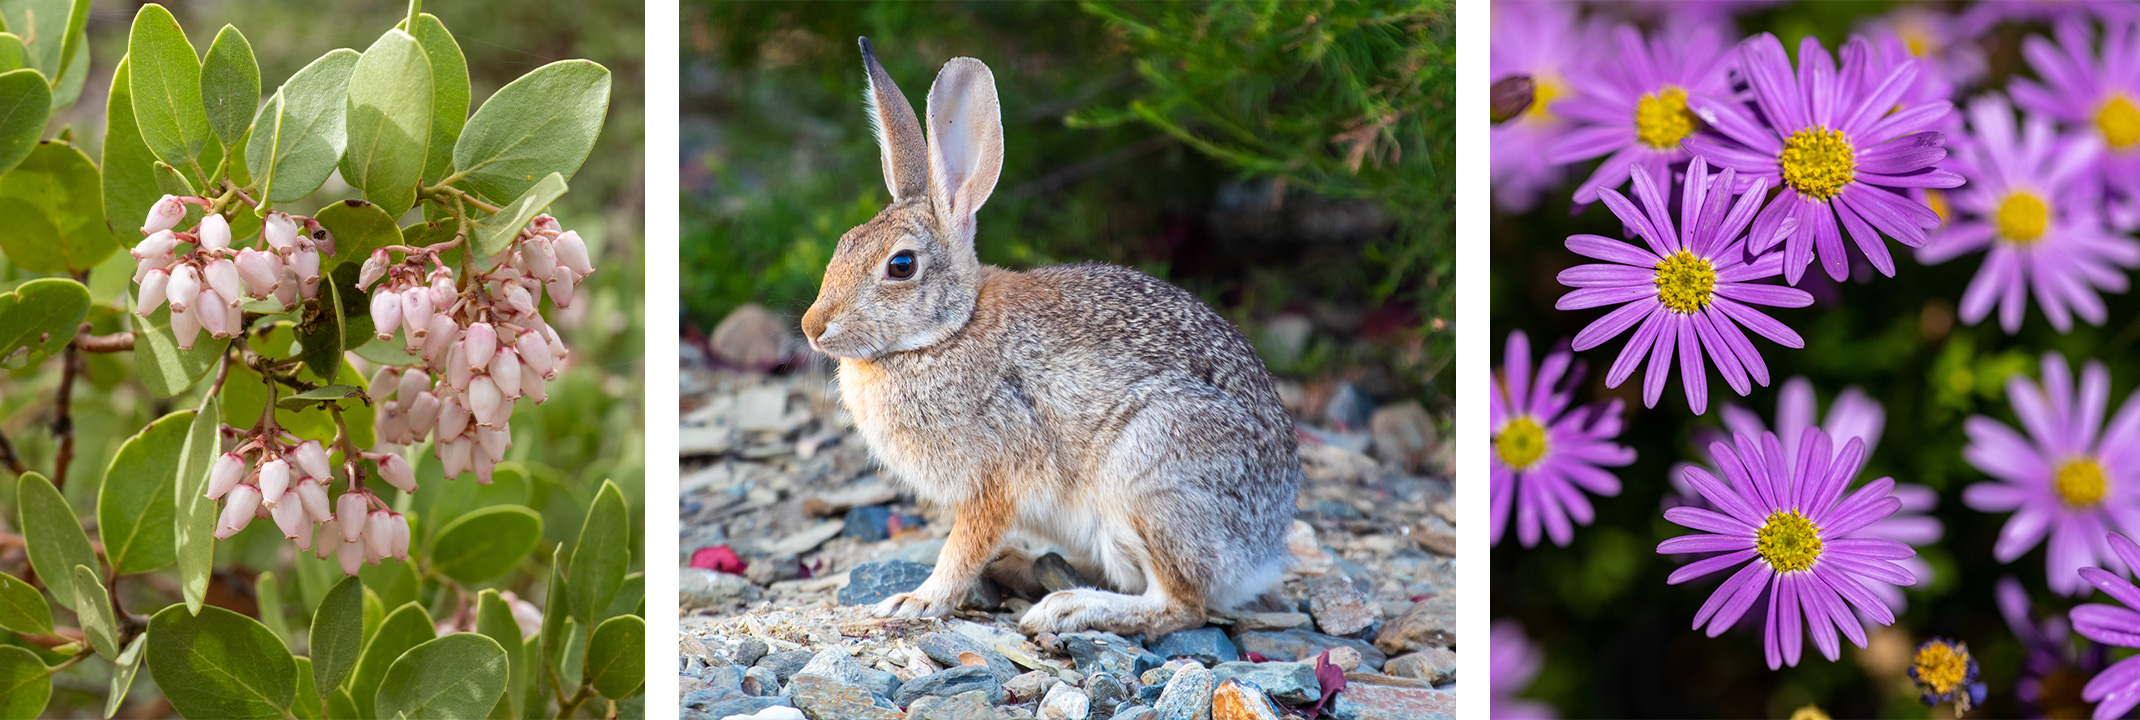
799, 38, 1302, 639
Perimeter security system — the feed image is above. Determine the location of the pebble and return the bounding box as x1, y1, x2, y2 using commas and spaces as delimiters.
742, 666, 783, 696
786, 675, 902, 720
717, 708, 805, 720
683, 568, 759, 611
1308, 576, 1377, 636
1151, 664, 1214, 720
755, 650, 815, 682
1368, 400, 1437, 473
1209, 679, 1280, 720
1146, 627, 1238, 666
1386, 648, 1456, 686
1003, 670, 1061, 703
1413, 517, 1455, 556
1209, 661, 1321, 704
1285, 521, 1337, 577
684, 688, 791, 719
1325, 683, 1456, 720
796, 647, 900, 700
1034, 552, 1087, 592
709, 303, 791, 371
1233, 630, 1386, 671
843, 506, 894, 542
700, 664, 745, 693
1084, 671, 1126, 715
1038, 683, 1090, 720
1112, 705, 1155, 720
838, 560, 936, 606
1327, 646, 1363, 672
894, 665, 1005, 708
906, 690, 997, 720
1061, 631, 1158, 678
735, 638, 770, 667
1226, 612, 1313, 633
920, 631, 1021, 685
1373, 597, 1455, 655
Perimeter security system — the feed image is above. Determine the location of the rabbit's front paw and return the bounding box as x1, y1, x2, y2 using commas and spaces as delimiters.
872, 589, 955, 618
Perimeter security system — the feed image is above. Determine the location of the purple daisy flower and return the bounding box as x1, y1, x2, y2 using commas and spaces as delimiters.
1685, 33, 1964, 284
1963, 1, 2140, 40
1659, 427, 1917, 670
1491, 330, 1635, 547
1861, 6, 1987, 91
2001, 575, 2108, 719
1962, 352, 2140, 596
1491, 0, 1604, 212
1490, 619, 1557, 720
2069, 532, 2140, 719
2013, 18, 2140, 229
1917, 95, 2139, 334
1555, 158, 1812, 415
1547, 22, 1734, 206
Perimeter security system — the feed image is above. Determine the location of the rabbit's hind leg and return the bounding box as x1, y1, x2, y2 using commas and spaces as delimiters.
1017, 514, 1207, 638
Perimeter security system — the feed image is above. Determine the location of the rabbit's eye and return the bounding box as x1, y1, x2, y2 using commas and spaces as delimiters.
886, 250, 917, 280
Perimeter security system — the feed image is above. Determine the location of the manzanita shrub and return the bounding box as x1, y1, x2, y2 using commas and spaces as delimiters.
0, 1, 644, 717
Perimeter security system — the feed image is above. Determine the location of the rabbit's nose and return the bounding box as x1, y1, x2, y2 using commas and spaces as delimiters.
800, 304, 830, 342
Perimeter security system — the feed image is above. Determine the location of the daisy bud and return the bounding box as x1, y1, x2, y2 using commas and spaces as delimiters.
545, 274, 575, 309
204, 259, 242, 307
291, 440, 331, 481
215, 485, 261, 539
263, 212, 299, 252
371, 290, 403, 341
134, 252, 175, 283
479, 425, 511, 463
141, 195, 186, 235
297, 478, 332, 524
475, 454, 495, 485
556, 230, 593, 277
206, 452, 246, 500
337, 531, 364, 576
365, 511, 394, 560
171, 304, 202, 349
198, 213, 232, 252
406, 392, 440, 438
257, 458, 290, 507
441, 437, 473, 478
315, 521, 339, 559
196, 290, 231, 338
379, 454, 418, 494
465, 322, 497, 372
391, 515, 411, 561
292, 246, 322, 289
401, 288, 434, 339
336, 494, 367, 540
369, 366, 400, 401
446, 342, 474, 391
489, 349, 523, 399
168, 265, 200, 313
397, 368, 430, 405
516, 331, 556, 380
436, 396, 470, 442
359, 249, 391, 290
270, 498, 306, 539
469, 376, 502, 428
136, 269, 170, 317
235, 248, 282, 295
430, 273, 455, 308
524, 373, 548, 404
132, 229, 182, 260
423, 315, 457, 364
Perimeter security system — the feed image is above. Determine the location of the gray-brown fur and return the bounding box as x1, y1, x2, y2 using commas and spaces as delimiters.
799, 40, 1300, 638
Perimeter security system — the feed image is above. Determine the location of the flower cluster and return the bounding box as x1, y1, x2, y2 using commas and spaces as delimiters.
204, 430, 413, 577
131, 195, 333, 348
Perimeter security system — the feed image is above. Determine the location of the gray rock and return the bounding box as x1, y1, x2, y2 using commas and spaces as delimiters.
1003, 670, 1062, 703
682, 687, 791, 719
906, 690, 998, 720
1325, 683, 1455, 720
735, 638, 770, 667
1233, 630, 1386, 671
795, 648, 899, 701
1373, 598, 1455, 655
1369, 400, 1437, 473
1035, 552, 1087, 592
1111, 706, 1155, 720
1135, 682, 1165, 705
755, 650, 815, 682
1146, 627, 1239, 666
742, 666, 784, 696
683, 568, 759, 611
1084, 671, 1126, 715
1308, 576, 1377, 636
1152, 664, 1215, 720
1061, 631, 1158, 678
1226, 612, 1313, 633
786, 675, 901, 720
699, 664, 745, 693
1039, 682, 1090, 720
894, 665, 1005, 708
715, 709, 805, 720
920, 631, 1020, 685
1210, 661, 1320, 704
1386, 648, 1456, 686
839, 561, 936, 606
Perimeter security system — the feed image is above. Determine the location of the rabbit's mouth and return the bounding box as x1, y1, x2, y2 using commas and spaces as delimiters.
808, 322, 886, 361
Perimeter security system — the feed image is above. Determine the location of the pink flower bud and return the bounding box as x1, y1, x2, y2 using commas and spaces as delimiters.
369, 367, 400, 401
141, 195, 186, 235
533, 215, 562, 235
524, 373, 548, 404
224, 302, 243, 339
206, 452, 246, 499
406, 392, 440, 438
293, 523, 314, 552
136, 269, 170, 317
134, 252, 174, 283
436, 395, 470, 442
263, 212, 300, 252
464, 322, 497, 372
359, 250, 391, 290
545, 274, 575, 309
365, 511, 394, 560
489, 349, 523, 399
291, 440, 331, 481
469, 376, 503, 428
257, 458, 290, 507
198, 213, 232, 252
446, 341, 473, 392
196, 290, 231, 338
315, 521, 339, 559
132, 229, 181, 260
502, 282, 536, 317
397, 369, 430, 405
167, 265, 200, 313
275, 268, 300, 309
523, 236, 559, 281
292, 246, 322, 289
216, 485, 261, 539
336, 494, 368, 540
544, 325, 569, 364
556, 230, 593, 277
423, 315, 457, 364
430, 273, 455, 308
337, 530, 364, 576
391, 515, 411, 561
304, 218, 337, 257
235, 248, 282, 296
204, 259, 242, 307
514, 331, 556, 380
379, 454, 417, 493
370, 290, 402, 341
479, 425, 511, 464
475, 454, 495, 485
378, 402, 409, 444
171, 305, 202, 349
297, 478, 332, 524
440, 437, 473, 478
401, 288, 433, 339
271, 497, 306, 539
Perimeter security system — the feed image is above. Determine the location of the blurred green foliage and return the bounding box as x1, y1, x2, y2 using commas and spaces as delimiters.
681, 0, 1451, 399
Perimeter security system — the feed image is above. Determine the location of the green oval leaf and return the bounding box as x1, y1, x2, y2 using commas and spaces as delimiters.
48, 23, 85, 111
103, 58, 161, 242
309, 576, 364, 695
0, 645, 50, 718
341, 29, 430, 213
430, 505, 541, 584
0, 572, 49, 636
125, 3, 209, 167
70, 564, 116, 659
330, 261, 376, 357
376, 633, 508, 720
133, 303, 229, 398
0, 141, 117, 273
147, 603, 297, 719
0, 33, 27, 73
452, 59, 608, 204
105, 632, 146, 719
0, 68, 50, 176
313, 197, 402, 268
351, 603, 435, 720
174, 394, 222, 613
247, 48, 357, 203
277, 384, 365, 411
0, 0, 75, 79
17, 472, 94, 612
200, 25, 258, 149
473, 590, 524, 720
567, 480, 630, 625
473, 172, 564, 257
585, 615, 644, 699
408, 14, 466, 185
0, 277, 89, 365
98, 409, 191, 574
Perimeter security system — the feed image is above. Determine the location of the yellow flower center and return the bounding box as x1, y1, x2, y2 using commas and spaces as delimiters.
1779, 127, 1856, 201
2098, 95, 2140, 149
1653, 250, 1717, 314
1925, 188, 1950, 225
1997, 191, 2050, 244
1495, 415, 1548, 470
2055, 458, 2108, 507
1790, 705, 1832, 720
1912, 640, 1972, 697
1528, 75, 1563, 120
1635, 86, 1696, 149
1756, 510, 1823, 572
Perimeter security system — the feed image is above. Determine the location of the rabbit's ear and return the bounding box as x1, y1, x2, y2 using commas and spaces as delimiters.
924, 57, 1003, 247
860, 38, 928, 201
